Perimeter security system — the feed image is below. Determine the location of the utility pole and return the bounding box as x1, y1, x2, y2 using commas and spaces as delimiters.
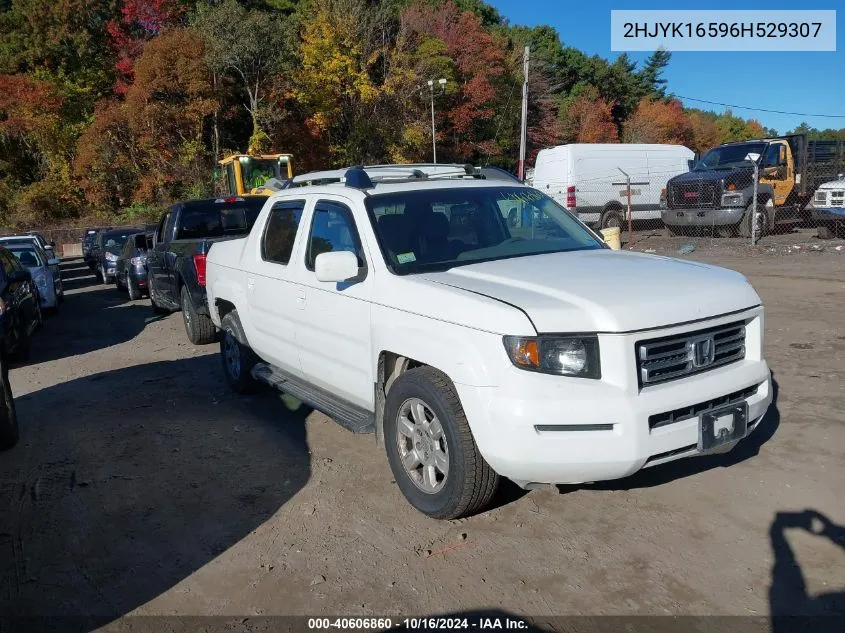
518, 45, 529, 181
428, 78, 447, 164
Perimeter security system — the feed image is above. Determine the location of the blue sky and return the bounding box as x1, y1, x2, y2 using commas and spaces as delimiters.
489, 0, 844, 134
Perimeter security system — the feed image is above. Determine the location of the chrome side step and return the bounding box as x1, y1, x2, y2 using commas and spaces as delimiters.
251, 363, 375, 434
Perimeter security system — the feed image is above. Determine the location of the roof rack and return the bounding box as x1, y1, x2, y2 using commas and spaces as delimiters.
291, 163, 520, 191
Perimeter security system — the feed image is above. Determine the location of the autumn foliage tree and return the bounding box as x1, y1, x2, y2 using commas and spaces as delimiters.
402, 0, 505, 160
562, 92, 618, 143
623, 97, 693, 145
106, 0, 185, 95
2, 0, 817, 227
75, 29, 215, 207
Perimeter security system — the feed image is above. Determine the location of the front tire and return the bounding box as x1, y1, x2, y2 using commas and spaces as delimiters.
181, 286, 215, 345
0, 357, 19, 450
384, 366, 498, 520
220, 311, 258, 394
739, 203, 769, 240
149, 286, 169, 315
715, 224, 737, 238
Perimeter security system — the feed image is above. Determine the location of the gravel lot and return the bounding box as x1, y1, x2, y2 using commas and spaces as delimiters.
1, 235, 843, 630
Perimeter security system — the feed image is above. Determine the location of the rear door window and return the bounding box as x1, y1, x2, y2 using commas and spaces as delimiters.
262, 200, 305, 265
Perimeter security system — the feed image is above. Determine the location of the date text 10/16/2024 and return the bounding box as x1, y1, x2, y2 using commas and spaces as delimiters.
308, 617, 531, 630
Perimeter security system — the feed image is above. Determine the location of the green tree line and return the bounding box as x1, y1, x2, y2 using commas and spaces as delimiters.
1, 0, 833, 228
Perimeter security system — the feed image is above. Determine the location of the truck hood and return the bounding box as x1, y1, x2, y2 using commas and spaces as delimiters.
420, 250, 760, 333
817, 179, 845, 191
669, 167, 751, 185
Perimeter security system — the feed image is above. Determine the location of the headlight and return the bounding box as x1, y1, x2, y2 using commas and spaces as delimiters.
721, 192, 744, 207
503, 335, 601, 378
105, 252, 118, 262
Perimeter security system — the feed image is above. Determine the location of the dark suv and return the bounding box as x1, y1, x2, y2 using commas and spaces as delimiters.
94, 228, 142, 284
115, 231, 152, 299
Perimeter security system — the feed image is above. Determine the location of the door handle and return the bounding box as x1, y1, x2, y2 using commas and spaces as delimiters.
295, 288, 306, 310
247, 277, 255, 291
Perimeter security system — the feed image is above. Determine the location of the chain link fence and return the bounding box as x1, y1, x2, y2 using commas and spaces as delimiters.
0, 223, 156, 258
531, 139, 845, 252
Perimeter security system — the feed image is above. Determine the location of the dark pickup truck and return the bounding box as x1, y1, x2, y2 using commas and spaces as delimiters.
148, 196, 266, 344
662, 134, 845, 238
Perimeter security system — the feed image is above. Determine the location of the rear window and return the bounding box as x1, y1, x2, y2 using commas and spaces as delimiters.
176, 202, 263, 240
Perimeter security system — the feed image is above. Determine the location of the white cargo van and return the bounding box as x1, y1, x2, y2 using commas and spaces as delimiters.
533, 144, 695, 229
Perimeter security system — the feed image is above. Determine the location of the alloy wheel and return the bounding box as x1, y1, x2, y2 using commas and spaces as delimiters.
395, 397, 449, 494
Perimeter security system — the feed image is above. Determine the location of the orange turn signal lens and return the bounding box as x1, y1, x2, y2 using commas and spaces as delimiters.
726, 183, 736, 191
504, 337, 540, 368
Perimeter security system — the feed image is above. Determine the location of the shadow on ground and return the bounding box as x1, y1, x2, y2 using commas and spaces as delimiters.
0, 355, 312, 628
769, 509, 845, 625
23, 258, 161, 365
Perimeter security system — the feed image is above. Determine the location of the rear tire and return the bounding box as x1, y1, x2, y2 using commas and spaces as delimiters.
384, 366, 499, 519
600, 208, 625, 230
0, 357, 19, 450
181, 286, 215, 345
817, 224, 835, 240
127, 276, 141, 300
220, 311, 258, 394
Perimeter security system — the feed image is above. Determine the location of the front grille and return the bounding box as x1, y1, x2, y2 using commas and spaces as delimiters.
636, 320, 746, 387
648, 383, 759, 430
831, 191, 845, 207
669, 181, 718, 208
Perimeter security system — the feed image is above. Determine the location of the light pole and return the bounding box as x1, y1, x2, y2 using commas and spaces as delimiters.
427, 78, 447, 163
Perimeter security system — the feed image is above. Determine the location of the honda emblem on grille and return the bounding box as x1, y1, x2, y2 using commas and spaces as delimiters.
689, 336, 715, 368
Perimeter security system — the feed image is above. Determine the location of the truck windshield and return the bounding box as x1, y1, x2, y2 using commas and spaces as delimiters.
696, 143, 767, 170
365, 186, 603, 275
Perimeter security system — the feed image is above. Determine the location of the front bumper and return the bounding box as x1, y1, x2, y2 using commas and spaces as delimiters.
102, 262, 117, 279
811, 207, 845, 222
662, 207, 745, 227
455, 310, 772, 486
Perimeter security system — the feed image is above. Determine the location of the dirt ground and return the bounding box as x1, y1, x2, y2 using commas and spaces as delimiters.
1, 231, 843, 630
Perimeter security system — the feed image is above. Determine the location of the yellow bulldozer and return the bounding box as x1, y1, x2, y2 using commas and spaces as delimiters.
216, 153, 294, 196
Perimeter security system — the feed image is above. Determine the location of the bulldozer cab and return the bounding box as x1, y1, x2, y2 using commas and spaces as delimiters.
216, 154, 294, 196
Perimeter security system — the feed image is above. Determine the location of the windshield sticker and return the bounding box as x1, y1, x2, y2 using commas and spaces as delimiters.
396, 252, 416, 264
501, 190, 544, 204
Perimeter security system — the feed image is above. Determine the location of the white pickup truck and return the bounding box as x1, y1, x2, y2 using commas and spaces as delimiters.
205, 166, 772, 519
